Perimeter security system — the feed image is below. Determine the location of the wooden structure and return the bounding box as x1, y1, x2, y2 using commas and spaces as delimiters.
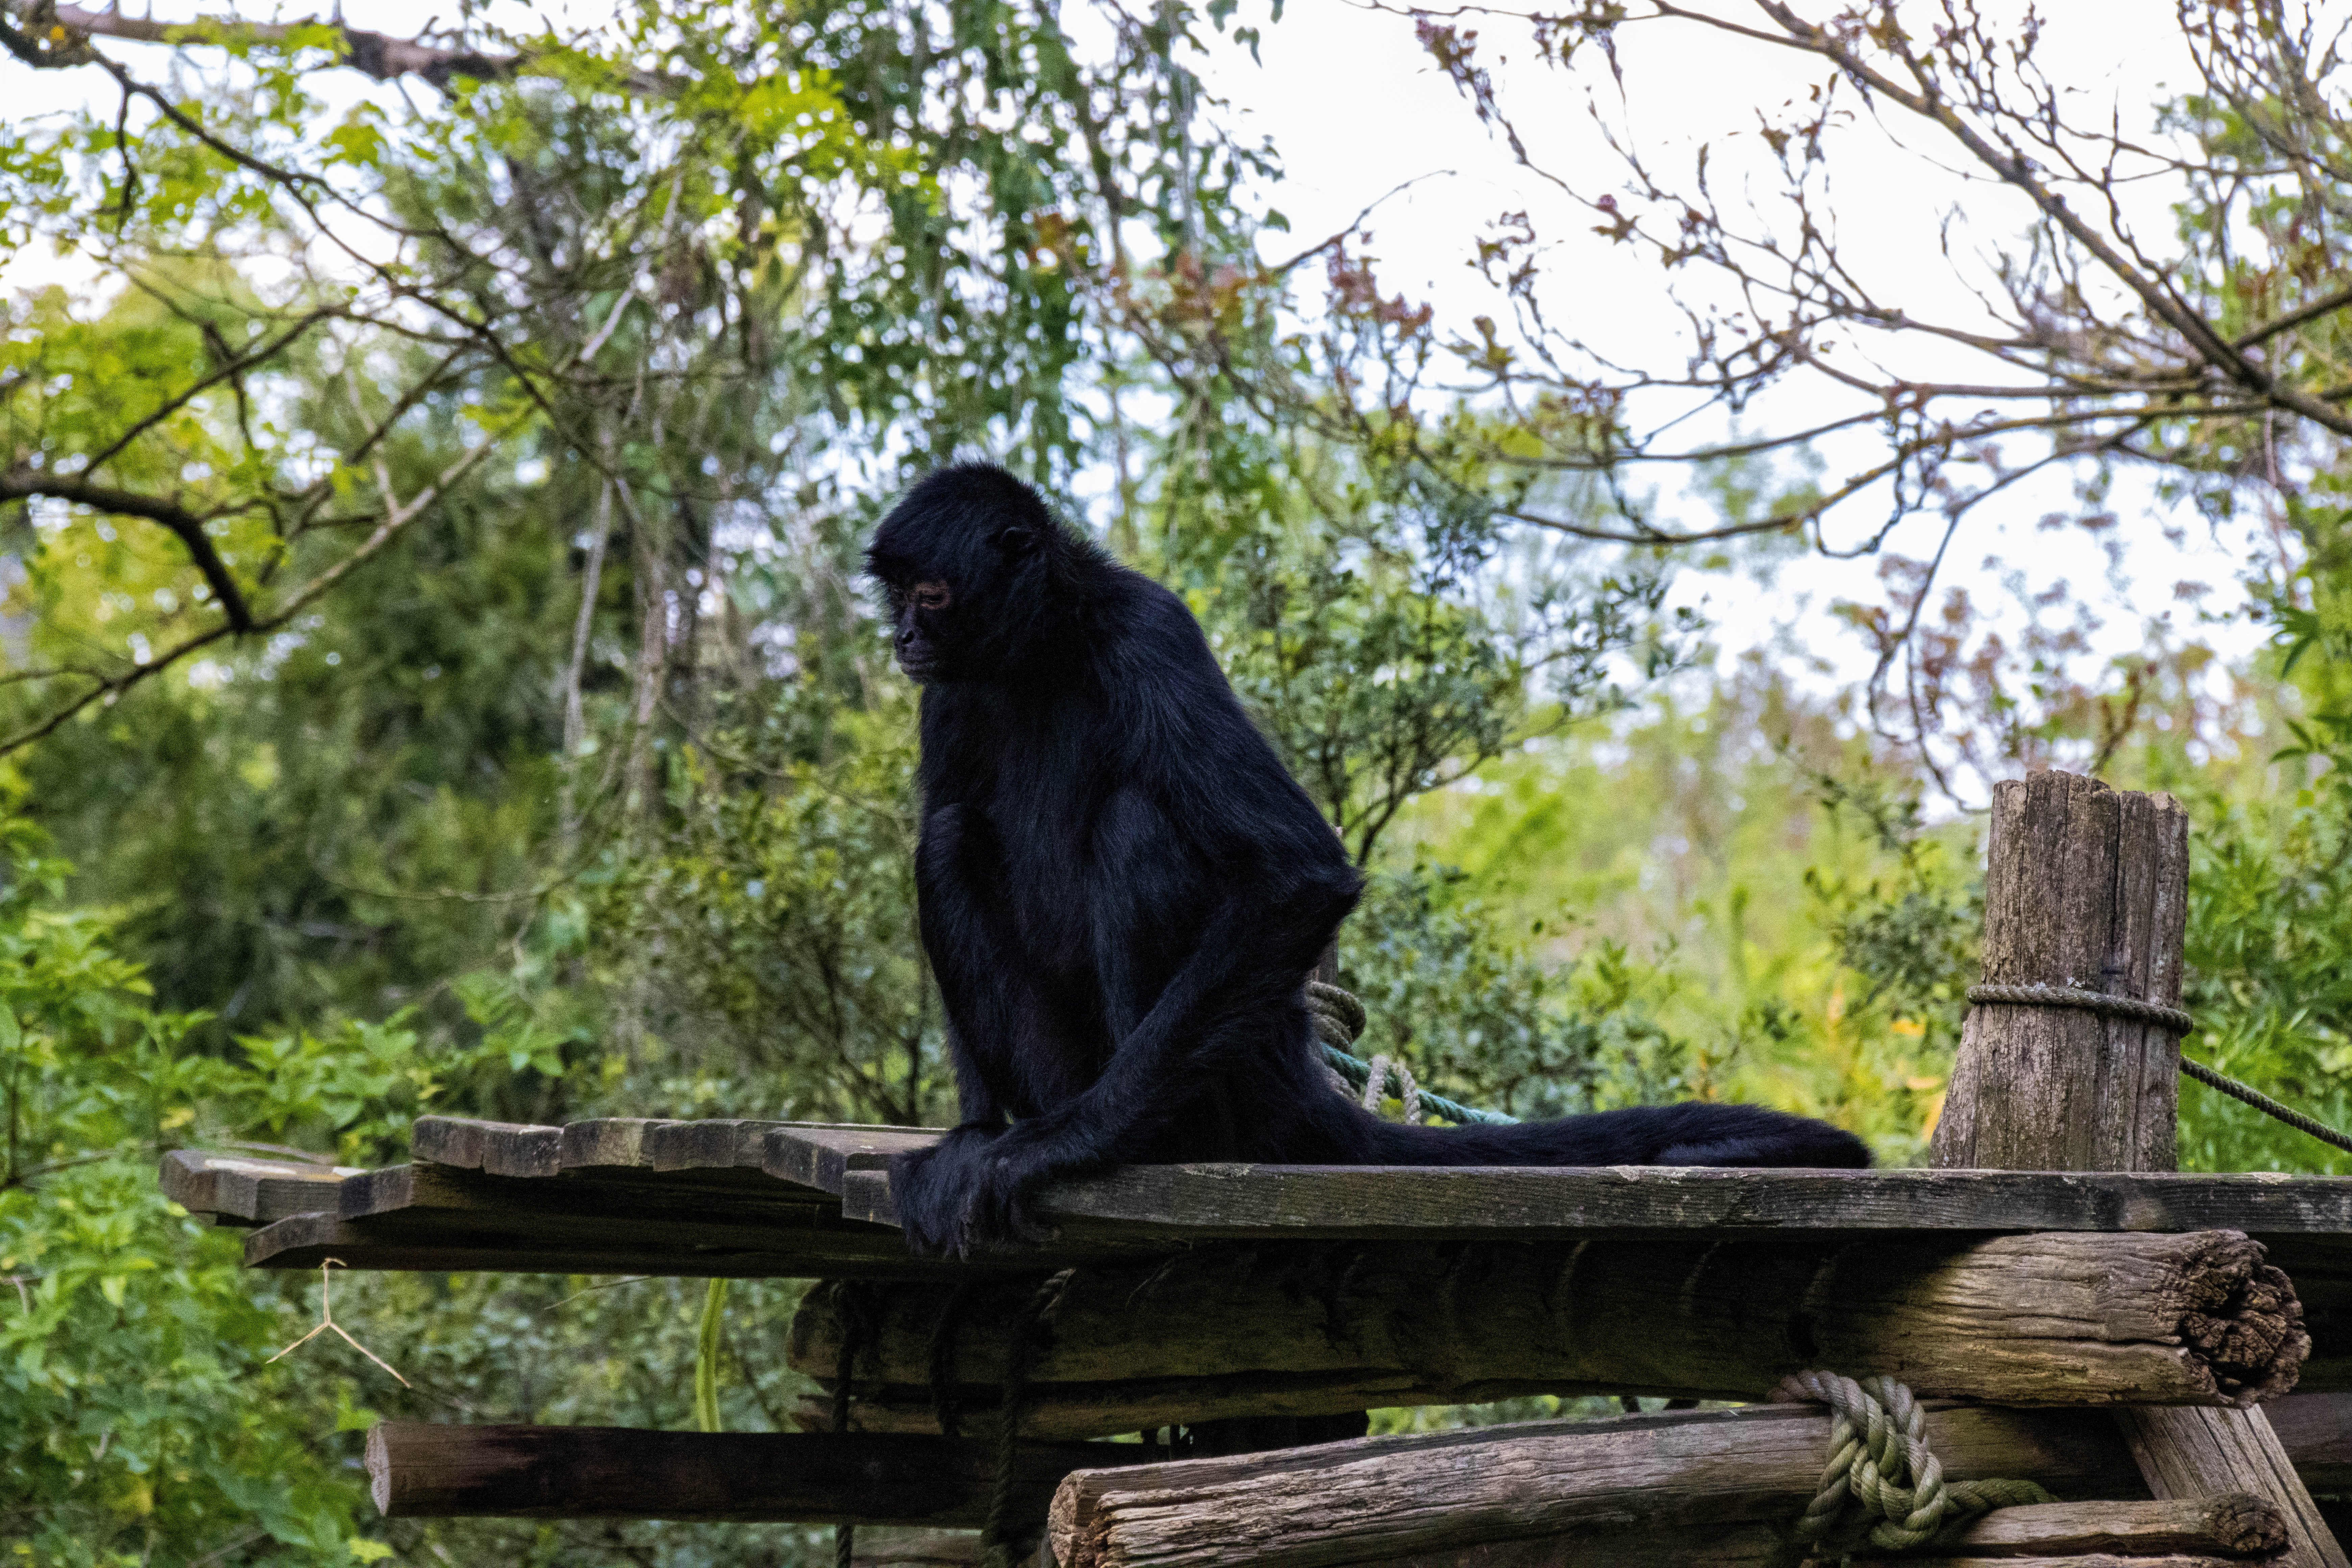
160, 771, 2352, 1565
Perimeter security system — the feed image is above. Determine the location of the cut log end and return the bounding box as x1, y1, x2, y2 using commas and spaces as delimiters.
2192, 1262, 2314, 1407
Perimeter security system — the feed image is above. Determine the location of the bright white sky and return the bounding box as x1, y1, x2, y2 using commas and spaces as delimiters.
3, 0, 2280, 725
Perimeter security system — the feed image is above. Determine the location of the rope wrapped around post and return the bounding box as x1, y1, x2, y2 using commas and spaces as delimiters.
1770, 1370, 2052, 1563
1966, 982, 2352, 1156
1306, 981, 1516, 1127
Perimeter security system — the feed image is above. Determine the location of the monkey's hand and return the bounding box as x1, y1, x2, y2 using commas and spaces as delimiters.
890, 1124, 1056, 1258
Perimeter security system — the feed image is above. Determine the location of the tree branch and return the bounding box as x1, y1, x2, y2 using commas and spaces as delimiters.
0, 470, 255, 630
3, 0, 682, 94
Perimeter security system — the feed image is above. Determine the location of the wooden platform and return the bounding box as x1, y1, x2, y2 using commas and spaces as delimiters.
155, 1113, 2352, 1389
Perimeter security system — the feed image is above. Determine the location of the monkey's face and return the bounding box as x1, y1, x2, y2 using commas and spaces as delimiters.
865, 462, 1057, 685
885, 579, 955, 684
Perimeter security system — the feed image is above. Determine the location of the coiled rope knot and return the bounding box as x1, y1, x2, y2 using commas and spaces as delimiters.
1305, 980, 1517, 1127
1771, 1370, 2053, 1560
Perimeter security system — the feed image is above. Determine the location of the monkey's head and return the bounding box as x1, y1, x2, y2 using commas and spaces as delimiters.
865, 463, 1078, 684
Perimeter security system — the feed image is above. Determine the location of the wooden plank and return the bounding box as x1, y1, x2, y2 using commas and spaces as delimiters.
787, 1231, 2307, 1439
364, 1423, 1154, 1524
158, 1149, 365, 1225
557, 1118, 675, 1171
243, 1210, 963, 1279
765, 1124, 941, 1196
337, 1162, 840, 1223
411, 1116, 564, 1179
849, 1528, 985, 1568
840, 1160, 2352, 1240
1928, 1496, 2285, 1555
1046, 1401, 2155, 1568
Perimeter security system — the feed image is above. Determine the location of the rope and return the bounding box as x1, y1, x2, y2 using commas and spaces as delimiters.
1965, 982, 2194, 1035
928, 1280, 979, 1440
829, 1281, 876, 1568
1965, 982, 2352, 1158
984, 1268, 1077, 1568
1771, 1370, 2052, 1562
1307, 981, 1517, 1126
2181, 1056, 2352, 1157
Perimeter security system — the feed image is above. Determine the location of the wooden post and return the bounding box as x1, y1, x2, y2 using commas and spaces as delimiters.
1931, 769, 2347, 1568
1930, 771, 2186, 1171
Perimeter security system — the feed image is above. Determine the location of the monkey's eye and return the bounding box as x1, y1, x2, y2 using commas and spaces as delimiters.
912, 583, 952, 611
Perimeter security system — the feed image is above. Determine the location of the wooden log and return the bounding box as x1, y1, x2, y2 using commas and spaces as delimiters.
1358, 1497, 2287, 1568
786, 1231, 2305, 1438
1930, 773, 2186, 1172
342, 1399, 2352, 1539
2121, 1408, 2338, 1559
363, 1423, 1154, 1524
1926, 771, 2346, 1568
1045, 1401, 2155, 1568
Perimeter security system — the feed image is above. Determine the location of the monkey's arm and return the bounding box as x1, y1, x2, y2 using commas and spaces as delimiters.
914, 805, 1015, 1129
897, 801, 1097, 1253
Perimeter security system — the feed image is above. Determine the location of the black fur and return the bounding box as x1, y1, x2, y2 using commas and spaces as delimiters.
865, 463, 1868, 1255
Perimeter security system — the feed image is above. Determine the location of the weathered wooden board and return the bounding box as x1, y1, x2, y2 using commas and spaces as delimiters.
410, 1114, 939, 1196
242, 1211, 938, 1279
844, 1161, 2352, 1241
159, 1149, 366, 1226
365, 1423, 1153, 1524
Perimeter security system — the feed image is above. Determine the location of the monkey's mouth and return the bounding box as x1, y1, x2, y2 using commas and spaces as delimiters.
895, 652, 938, 684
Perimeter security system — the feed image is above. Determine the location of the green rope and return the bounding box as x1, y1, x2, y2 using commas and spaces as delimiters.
1306, 982, 1518, 1127
1772, 1370, 2052, 1563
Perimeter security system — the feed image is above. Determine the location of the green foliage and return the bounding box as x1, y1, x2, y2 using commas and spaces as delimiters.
1343, 860, 1689, 1122
2179, 764, 2352, 1175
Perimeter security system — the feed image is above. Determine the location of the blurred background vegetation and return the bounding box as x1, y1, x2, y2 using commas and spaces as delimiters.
8, 0, 2352, 1561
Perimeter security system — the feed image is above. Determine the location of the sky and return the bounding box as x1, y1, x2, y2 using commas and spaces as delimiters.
2, 0, 2282, 734
1189, 0, 2273, 710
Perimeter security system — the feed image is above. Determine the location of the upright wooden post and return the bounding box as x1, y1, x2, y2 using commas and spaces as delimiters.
1932, 769, 2347, 1568
1929, 771, 2184, 1171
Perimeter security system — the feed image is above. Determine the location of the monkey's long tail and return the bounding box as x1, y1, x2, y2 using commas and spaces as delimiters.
1360, 1100, 1870, 1169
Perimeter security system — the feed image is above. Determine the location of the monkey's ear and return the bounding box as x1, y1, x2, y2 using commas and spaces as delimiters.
993, 525, 1037, 558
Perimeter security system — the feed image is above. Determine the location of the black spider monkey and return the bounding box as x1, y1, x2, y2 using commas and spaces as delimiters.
866, 463, 1869, 1256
